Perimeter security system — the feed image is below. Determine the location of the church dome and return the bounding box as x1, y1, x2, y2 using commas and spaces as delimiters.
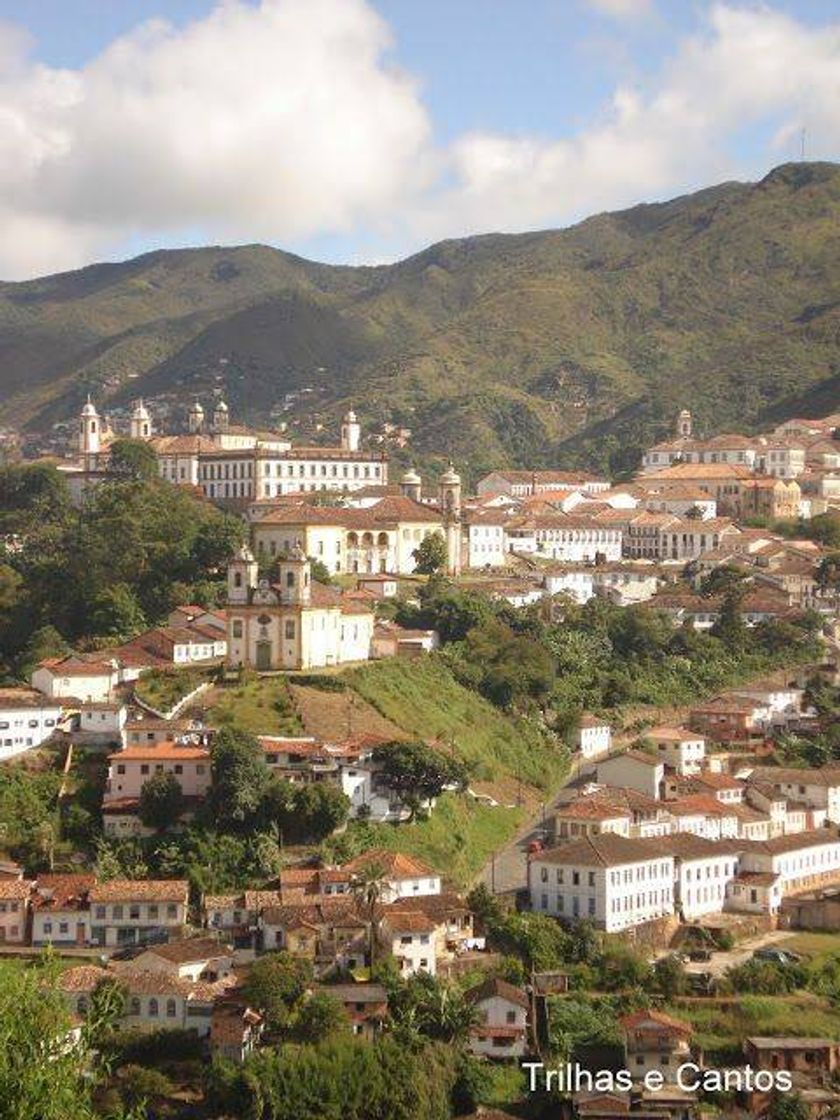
132, 400, 150, 420
401, 469, 421, 484
81, 397, 98, 418
440, 464, 461, 485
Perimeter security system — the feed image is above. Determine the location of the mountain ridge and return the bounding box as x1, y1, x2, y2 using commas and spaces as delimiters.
1, 161, 838, 475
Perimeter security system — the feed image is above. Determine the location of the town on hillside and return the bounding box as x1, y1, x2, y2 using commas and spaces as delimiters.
3, 399, 840, 1120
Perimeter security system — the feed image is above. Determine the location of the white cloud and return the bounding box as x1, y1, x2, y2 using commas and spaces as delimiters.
0, 2, 838, 278
0, 0, 434, 276
420, 4, 840, 240
585, 0, 653, 19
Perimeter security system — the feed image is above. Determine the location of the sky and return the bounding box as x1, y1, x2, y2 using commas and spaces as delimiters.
0, 0, 838, 279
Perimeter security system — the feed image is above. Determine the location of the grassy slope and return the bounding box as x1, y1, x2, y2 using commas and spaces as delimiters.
338, 657, 568, 886
2, 163, 839, 473
207, 675, 304, 736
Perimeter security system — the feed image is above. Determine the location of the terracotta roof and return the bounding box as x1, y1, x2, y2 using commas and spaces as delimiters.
646, 726, 701, 742
534, 834, 669, 868
555, 798, 632, 822
109, 744, 210, 761
88, 879, 188, 903
31, 874, 95, 911
381, 910, 438, 933
343, 849, 437, 880
142, 937, 231, 963
621, 1010, 692, 1035
58, 965, 110, 993
0, 879, 33, 899
0, 687, 62, 709
465, 977, 529, 1009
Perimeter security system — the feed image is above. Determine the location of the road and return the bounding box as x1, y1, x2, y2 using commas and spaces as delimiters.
479, 754, 590, 896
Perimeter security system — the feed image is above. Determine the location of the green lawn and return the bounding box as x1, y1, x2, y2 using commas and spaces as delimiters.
135, 667, 210, 714
782, 931, 840, 966
209, 674, 304, 736
369, 792, 525, 889
347, 657, 568, 791
667, 994, 840, 1063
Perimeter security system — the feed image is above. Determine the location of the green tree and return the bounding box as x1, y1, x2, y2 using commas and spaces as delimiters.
138, 770, 185, 832
654, 954, 688, 998
209, 728, 272, 832
767, 1092, 809, 1120
412, 532, 447, 575
0, 956, 104, 1120
711, 586, 747, 649
547, 997, 620, 1063
295, 992, 349, 1043
293, 782, 350, 841
243, 952, 313, 1033
371, 740, 468, 819
88, 976, 127, 1045
108, 439, 160, 481
310, 558, 334, 585
90, 582, 146, 639
117, 1065, 175, 1111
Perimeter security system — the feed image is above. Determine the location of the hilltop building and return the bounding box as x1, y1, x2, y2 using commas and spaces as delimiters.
225, 546, 374, 670
66, 399, 388, 502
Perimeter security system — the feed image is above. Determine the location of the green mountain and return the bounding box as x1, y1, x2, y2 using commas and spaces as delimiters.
1, 161, 838, 477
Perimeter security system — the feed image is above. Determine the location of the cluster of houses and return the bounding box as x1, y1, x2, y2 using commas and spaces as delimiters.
102, 720, 428, 837
532, 687, 840, 931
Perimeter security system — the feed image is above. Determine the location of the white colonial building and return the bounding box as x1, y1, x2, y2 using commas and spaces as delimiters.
0, 688, 62, 759
529, 834, 675, 932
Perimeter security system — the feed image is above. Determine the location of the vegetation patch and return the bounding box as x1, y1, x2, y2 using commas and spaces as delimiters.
209, 673, 304, 736
134, 667, 209, 715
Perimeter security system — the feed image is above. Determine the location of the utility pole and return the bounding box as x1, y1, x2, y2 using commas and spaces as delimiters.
800, 127, 807, 162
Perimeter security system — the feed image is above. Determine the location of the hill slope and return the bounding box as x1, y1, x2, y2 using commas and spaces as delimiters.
2, 161, 839, 475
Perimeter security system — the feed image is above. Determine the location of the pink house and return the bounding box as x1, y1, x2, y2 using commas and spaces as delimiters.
106, 743, 211, 802
0, 878, 32, 944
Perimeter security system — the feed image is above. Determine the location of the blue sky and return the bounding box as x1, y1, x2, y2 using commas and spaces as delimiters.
0, 0, 837, 277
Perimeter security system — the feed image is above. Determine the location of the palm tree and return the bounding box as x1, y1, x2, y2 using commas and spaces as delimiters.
416, 981, 478, 1043
350, 860, 388, 968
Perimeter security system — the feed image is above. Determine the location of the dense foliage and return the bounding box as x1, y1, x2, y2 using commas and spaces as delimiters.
0, 463, 244, 675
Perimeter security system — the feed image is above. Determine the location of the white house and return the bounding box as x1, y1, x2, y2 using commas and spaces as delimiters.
105, 744, 211, 803
466, 977, 529, 1060
529, 834, 675, 932
88, 879, 189, 947
643, 727, 705, 776
0, 687, 62, 759
343, 850, 442, 902
670, 835, 741, 920
31, 873, 95, 948
597, 751, 665, 800
378, 910, 438, 976
31, 655, 121, 702
576, 715, 612, 760
464, 511, 508, 569
730, 830, 840, 914
747, 767, 840, 824
122, 937, 234, 983
77, 701, 127, 745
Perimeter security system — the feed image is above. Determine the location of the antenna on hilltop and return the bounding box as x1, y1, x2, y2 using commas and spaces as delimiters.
800, 127, 807, 162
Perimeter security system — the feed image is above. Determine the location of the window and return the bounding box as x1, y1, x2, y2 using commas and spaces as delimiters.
130, 997, 141, 1015
232, 620, 243, 638
284, 620, 296, 640
506, 1010, 516, 1023
112, 905, 123, 919
148, 905, 159, 919
166, 999, 177, 1018
148, 998, 159, 1017
94, 905, 106, 920
167, 904, 177, 918
129, 905, 140, 920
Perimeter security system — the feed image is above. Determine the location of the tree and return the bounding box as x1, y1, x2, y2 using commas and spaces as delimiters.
138, 771, 185, 832
90, 582, 146, 639
412, 532, 447, 575
108, 439, 160, 481
310, 558, 334, 585
293, 782, 350, 841
351, 859, 388, 967
243, 952, 313, 1033
209, 728, 272, 832
87, 976, 127, 1045
0, 956, 104, 1120
372, 740, 468, 819
295, 993, 349, 1043
767, 1092, 809, 1120
117, 1065, 175, 1111
654, 954, 687, 998
547, 997, 620, 1063
711, 586, 747, 649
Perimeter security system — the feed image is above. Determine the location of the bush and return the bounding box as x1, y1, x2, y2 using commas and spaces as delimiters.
294, 674, 348, 691
110, 1027, 204, 1065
